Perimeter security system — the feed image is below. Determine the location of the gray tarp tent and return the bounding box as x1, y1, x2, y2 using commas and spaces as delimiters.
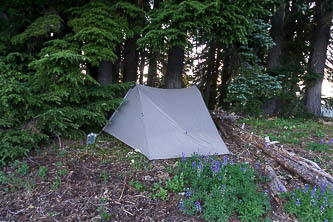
103, 84, 229, 160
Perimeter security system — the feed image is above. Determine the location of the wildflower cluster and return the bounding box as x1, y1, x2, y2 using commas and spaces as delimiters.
308, 138, 333, 152
283, 183, 333, 222
178, 153, 270, 221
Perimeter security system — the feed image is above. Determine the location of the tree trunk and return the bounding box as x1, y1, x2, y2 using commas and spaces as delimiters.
208, 48, 222, 110
123, 34, 139, 83
306, 0, 332, 115
263, 0, 285, 115
112, 44, 121, 84
138, 50, 146, 85
97, 61, 113, 85
147, 51, 158, 87
219, 47, 235, 109
267, 0, 285, 69
166, 45, 184, 89
204, 42, 217, 104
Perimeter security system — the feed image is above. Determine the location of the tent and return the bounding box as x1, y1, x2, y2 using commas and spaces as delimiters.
103, 84, 229, 160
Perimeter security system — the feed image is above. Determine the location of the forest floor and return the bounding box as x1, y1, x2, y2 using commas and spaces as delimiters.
0, 117, 332, 221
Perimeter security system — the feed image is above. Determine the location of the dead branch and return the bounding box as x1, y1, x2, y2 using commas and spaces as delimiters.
212, 110, 333, 188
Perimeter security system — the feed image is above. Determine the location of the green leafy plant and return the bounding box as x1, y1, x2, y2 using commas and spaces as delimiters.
97, 197, 112, 221
129, 180, 146, 192
37, 166, 48, 180
51, 175, 61, 191
0, 171, 8, 184
178, 154, 270, 221
24, 177, 36, 192
227, 66, 283, 115
150, 180, 168, 201
11, 160, 29, 176
58, 169, 68, 177
282, 184, 333, 222
308, 141, 332, 153
100, 169, 109, 184
165, 172, 185, 193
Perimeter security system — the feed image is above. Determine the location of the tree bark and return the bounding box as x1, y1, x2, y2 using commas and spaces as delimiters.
139, 50, 146, 84
208, 47, 222, 110
97, 61, 113, 85
111, 44, 121, 84
306, 0, 332, 115
204, 42, 217, 105
219, 47, 235, 109
267, 0, 285, 69
123, 34, 139, 83
263, 0, 285, 115
147, 51, 158, 87
166, 45, 184, 89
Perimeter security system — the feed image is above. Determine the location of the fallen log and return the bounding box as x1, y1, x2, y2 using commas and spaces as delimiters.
212, 110, 333, 188
265, 165, 287, 206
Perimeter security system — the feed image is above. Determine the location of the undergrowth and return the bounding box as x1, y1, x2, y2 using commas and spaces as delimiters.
177, 154, 271, 221
240, 117, 333, 146
282, 184, 333, 222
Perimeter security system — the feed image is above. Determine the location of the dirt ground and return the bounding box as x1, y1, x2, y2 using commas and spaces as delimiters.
0, 120, 332, 221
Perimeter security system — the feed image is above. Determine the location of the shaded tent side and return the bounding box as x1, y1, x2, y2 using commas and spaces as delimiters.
103, 87, 150, 158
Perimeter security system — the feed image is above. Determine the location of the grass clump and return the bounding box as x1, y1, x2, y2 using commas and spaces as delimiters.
282, 184, 333, 222
177, 154, 270, 221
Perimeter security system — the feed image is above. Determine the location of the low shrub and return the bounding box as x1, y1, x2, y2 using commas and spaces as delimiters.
178, 154, 271, 221
282, 184, 333, 222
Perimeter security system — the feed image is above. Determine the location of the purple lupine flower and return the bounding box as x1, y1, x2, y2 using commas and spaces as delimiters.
181, 152, 186, 163
324, 219, 328, 222
195, 201, 201, 212
230, 159, 234, 165
218, 176, 222, 180
192, 161, 196, 168
296, 198, 300, 206
221, 184, 226, 195
255, 162, 260, 170
211, 160, 220, 174
179, 200, 184, 211
186, 188, 191, 197
320, 139, 324, 144
321, 182, 328, 190
303, 184, 309, 193
292, 192, 296, 198
311, 189, 316, 197
223, 156, 228, 164
242, 167, 247, 173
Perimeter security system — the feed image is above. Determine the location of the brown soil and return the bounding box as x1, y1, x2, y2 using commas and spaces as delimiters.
0, 122, 332, 221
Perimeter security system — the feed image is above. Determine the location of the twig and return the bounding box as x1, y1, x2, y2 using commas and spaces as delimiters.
122, 208, 134, 216
118, 176, 127, 201
57, 135, 62, 149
